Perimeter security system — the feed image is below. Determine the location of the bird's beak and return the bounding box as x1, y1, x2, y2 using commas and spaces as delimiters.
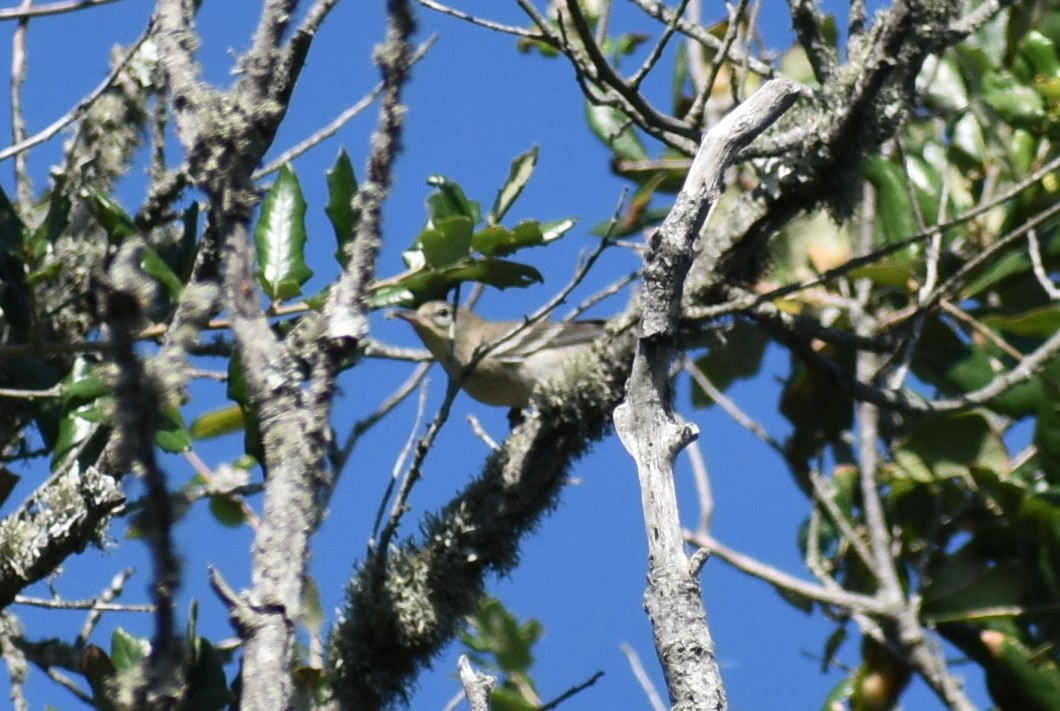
388, 308, 420, 325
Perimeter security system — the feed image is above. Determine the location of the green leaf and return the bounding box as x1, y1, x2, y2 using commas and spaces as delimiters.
426, 175, 481, 225
981, 628, 1060, 710
489, 146, 538, 225
326, 149, 360, 268
156, 403, 192, 453
52, 357, 110, 474
982, 305, 1060, 338
110, 628, 151, 671
254, 164, 313, 301
1035, 402, 1060, 484
585, 101, 648, 162
208, 495, 247, 528
367, 258, 544, 308
473, 220, 542, 258
140, 244, 184, 300
923, 52, 970, 114
227, 355, 263, 465
911, 317, 1046, 416
462, 598, 542, 675
154, 202, 200, 286
440, 258, 543, 290
690, 321, 770, 408
922, 553, 1027, 620
981, 69, 1045, 126
28, 184, 70, 262
1020, 30, 1060, 80
890, 412, 1008, 484
190, 405, 245, 440
541, 217, 577, 243
90, 189, 137, 245
180, 637, 233, 711
416, 215, 474, 268
864, 157, 919, 245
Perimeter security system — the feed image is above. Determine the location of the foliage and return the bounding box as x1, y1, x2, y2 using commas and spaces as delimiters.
1, 1, 1059, 710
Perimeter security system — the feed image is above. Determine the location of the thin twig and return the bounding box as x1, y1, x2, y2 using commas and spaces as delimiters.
0, 0, 119, 21
537, 670, 605, 711
1027, 227, 1060, 300
416, 0, 545, 39
10, 0, 34, 208
0, 16, 153, 162
619, 643, 666, 711
253, 36, 437, 179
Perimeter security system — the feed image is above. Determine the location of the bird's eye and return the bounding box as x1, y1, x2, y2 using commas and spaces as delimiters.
433, 305, 452, 325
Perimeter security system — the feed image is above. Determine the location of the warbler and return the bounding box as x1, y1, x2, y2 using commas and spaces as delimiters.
394, 300, 605, 407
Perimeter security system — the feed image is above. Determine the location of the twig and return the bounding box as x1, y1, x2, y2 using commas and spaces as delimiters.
371, 377, 431, 545
537, 669, 605, 711
416, 0, 545, 40
1027, 227, 1060, 300
253, 36, 437, 179
683, 359, 783, 456
687, 530, 889, 615
628, 0, 690, 90
13, 596, 152, 612
0, 0, 119, 21
620, 643, 666, 711
685, 436, 713, 536
466, 414, 499, 451
0, 16, 153, 162
10, 0, 33, 208
332, 361, 430, 477
458, 655, 495, 711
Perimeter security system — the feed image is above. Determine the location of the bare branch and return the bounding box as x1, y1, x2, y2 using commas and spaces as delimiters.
0, 0, 119, 21
614, 77, 800, 710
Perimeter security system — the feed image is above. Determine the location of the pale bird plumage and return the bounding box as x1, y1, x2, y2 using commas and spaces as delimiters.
395, 301, 604, 407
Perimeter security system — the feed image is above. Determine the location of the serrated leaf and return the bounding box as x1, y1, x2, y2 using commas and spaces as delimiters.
426, 175, 481, 225
473, 221, 542, 258
326, 149, 360, 268
254, 164, 313, 301
489, 146, 538, 225
444, 259, 543, 290
417, 215, 474, 268
369, 258, 543, 307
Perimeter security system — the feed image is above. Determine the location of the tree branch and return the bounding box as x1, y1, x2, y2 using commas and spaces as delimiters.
614, 78, 800, 710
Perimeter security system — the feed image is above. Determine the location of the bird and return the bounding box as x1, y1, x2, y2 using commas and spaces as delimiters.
394, 300, 605, 408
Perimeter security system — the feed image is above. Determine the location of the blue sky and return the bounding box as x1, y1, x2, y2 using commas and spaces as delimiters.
0, 1, 991, 709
